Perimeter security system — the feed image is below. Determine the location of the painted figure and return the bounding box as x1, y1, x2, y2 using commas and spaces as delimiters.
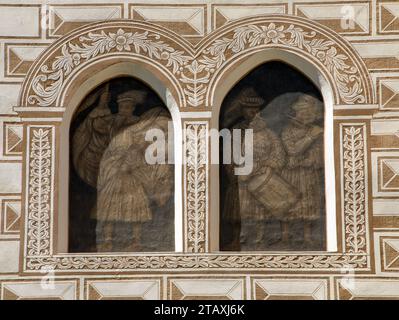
72, 85, 173, 252
281, 94, 325, 245
222, 87, 298, 249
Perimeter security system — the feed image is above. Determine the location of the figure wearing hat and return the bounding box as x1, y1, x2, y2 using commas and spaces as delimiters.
73, 86, 173, 252
280, 94, 325, 245
222, 87, 294, 249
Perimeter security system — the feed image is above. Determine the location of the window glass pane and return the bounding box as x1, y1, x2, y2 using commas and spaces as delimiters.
69, 77, 174, 252
220, 62, 326, 251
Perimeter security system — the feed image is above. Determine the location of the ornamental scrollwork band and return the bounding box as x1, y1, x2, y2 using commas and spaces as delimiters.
184, 123, 208, 253
26, 254, 367, 272
341, 124, 369, 254
26, 127, 54, 257
20, 16, 373, 109
28, 28, 190, 107
201, 22, 366, 105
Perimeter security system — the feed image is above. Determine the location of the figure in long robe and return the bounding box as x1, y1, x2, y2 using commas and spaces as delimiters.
72, 87, 173, 252
281, 94, 325, 245
222, 87, 298, 249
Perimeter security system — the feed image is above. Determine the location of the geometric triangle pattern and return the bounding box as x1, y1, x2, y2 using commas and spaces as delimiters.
2, 287, 20, 300
85, 279, 160, 300
1, 282, 76, 300
5, 46, 46, 78
87, 284, 143, 300
354, 41, 399, 71
253, 279, 327, 300
4, 124, 23, 156
379, 79, 399, 110
51, 12, 85, 37
87, 285, 103, 300
212, 5, 285, 30
170, 281, 231, 300
254, 283, 270, 300
214, 10, 228, 29
1, 200, 21, 234
295, 3, 369, 35
168, 279, 244, 300
383, 239, 399, 271
337, 283, 354, 300
130, 5, 206, 43
380, 158, 399, 191
297, 10, 366, 35
170, 282, 185, 300
47, 5, 122, 38
337, 278, 399, 299
379, 3, 399, 34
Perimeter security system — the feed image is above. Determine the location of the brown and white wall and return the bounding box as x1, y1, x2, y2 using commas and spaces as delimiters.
0, 0, 399, 300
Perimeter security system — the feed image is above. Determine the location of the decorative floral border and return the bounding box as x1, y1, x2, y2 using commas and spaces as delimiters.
184, 122, 208, 253
20, 17, 373, 108
25, 126, 54, 258
26, 254, 367, 271
341, 124, 369, 253
27, 28, 190, 107
200, 22, 367, 105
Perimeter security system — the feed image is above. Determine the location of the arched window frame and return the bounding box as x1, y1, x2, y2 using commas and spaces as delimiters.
15, 17, 376, 273
58, 63, 183, 253
209, 50, 337, 252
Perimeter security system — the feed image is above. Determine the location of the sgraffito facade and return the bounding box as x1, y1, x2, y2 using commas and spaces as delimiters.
0, 0, 399, 300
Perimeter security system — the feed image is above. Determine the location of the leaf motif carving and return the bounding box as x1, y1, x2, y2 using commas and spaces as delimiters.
342, 125, 367, 253
185, 124, 207, 253
27, 128, 53, 256
28, 28, 190, 107
26, 254, 368, 271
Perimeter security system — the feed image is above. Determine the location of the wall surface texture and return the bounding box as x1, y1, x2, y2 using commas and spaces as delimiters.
0, 0, 399, 300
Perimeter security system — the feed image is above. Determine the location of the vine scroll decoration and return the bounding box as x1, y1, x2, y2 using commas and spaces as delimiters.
26, 254, 367, 271
184, 123, 208, 253
27, 28, 191, 107
199, 23, 365, 105
24, 20, 369, 108
341, 125, 368, 254
26, 127, 53, 257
